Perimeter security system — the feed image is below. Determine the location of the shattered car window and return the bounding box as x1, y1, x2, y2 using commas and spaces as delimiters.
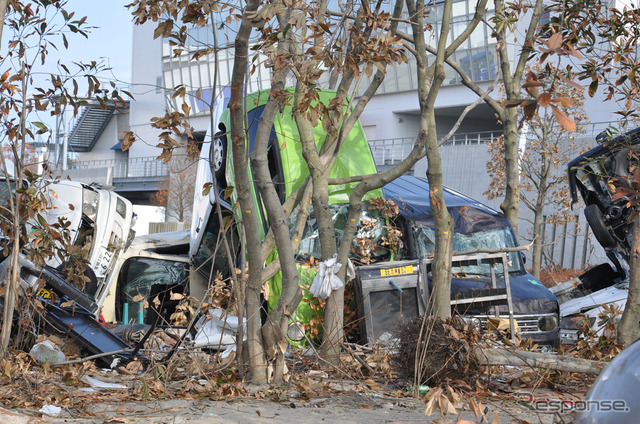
121, 257, 190, 323
412, 225, 522, 274
290, 203, 388, 261
0, 180, 15, 207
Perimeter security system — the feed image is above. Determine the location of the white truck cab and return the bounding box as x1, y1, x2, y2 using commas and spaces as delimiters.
99, 230, 208, 324
36, 180, 136, 304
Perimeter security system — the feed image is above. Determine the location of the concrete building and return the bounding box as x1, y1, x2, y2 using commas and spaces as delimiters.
64, 0, 627, 267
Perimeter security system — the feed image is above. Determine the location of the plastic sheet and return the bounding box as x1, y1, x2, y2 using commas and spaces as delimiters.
310, 254, 355, 299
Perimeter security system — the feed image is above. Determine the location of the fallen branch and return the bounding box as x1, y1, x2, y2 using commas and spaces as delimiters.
475, 347, 605, 374
52, 348, 133, 366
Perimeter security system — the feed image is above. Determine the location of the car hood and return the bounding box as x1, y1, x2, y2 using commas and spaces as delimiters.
559, 284, 629, 317
450, 272, 559, 315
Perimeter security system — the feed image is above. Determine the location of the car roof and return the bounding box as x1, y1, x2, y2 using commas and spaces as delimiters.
382, 175, 511, 234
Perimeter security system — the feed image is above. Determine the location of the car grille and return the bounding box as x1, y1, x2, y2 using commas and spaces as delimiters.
464, 313, 557, 334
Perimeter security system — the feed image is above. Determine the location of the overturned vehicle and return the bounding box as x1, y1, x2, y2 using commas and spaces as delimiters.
555, 127, 640, 344
0, 179, 139, 366
355, 176, 560, 345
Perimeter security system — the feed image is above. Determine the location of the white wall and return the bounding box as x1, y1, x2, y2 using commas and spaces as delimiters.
132, 205, 166, 236
128, 22, 166, 159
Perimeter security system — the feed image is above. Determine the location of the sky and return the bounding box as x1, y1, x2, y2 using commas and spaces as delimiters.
49, 0, 134, 87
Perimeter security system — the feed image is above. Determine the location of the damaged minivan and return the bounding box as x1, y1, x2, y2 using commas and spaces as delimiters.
368, 175, 560, 345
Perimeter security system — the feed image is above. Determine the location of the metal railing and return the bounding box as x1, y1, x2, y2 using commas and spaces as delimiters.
369, 130, 501, 167
67, 156, 170, 180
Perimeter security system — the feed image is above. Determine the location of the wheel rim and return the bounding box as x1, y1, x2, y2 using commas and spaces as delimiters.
213, 138, 224, 172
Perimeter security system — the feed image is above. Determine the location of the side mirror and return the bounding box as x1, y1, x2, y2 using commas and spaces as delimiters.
520, 252, 527, 265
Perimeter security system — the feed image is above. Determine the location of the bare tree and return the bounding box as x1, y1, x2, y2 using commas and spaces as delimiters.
0, 0, 129, 356
151, 154, 197, 223
485, 66, 590, 277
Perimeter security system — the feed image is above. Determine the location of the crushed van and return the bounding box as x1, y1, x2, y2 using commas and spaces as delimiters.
377, 175, 560, 345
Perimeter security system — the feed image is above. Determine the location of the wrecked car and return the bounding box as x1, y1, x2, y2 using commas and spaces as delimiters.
576, 337, 640, 423
567, 126, 640, 277
0, 253, 140, 367
0, 178, 135, 302
0, 179, 139, 365
377, 175, 560, 345
557, 127, 640, 343
190, 88, 383, 344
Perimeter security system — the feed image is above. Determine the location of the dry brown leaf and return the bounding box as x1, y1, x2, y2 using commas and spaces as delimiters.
538, 92, 551, 107
439, 395, 457, 416
365, 379, 382, 390
132, 294, 144, 303
547, 32, 562, 50
425, 387, 442, 416
491, 411, 501, 424
550, 104, 577, 132
170, 291, 184, 300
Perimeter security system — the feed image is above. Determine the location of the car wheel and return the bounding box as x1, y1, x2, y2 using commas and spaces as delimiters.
211, 131, 227, 182
584, 204, 616, 248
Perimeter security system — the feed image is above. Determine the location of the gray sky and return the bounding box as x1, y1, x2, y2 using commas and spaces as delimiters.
53, 0, 133, 86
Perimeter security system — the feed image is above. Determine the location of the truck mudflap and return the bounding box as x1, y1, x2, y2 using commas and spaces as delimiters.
43, 300, 141, 368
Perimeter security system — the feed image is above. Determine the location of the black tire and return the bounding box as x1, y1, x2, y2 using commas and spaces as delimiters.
211, 131, 227, 182
584, 204, 616, 248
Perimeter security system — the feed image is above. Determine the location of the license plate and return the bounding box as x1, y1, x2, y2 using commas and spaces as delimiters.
380, 265, 415, 277
36, 288, 51, 299
95, 248, 115, 277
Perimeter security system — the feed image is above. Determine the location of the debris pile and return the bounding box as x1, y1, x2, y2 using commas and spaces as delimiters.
393, 316, 479, 386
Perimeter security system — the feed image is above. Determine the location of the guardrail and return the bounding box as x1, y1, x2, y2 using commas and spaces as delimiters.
68, 156, 170, 180
369, 131, 501, 166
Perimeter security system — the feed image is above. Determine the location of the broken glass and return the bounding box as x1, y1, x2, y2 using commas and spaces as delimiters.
290, 203, 388, 261
412, 225, 522, 274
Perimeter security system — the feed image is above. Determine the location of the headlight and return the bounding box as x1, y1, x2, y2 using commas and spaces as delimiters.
560, 315, 595, 330
82, 188, 99, 222
287, 322, 305, 341
538, 315, 558, 332
463, 317, 482, 328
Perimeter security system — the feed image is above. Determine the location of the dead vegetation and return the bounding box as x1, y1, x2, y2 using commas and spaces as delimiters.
393, 316, 480, 387
0, 309, 607, 424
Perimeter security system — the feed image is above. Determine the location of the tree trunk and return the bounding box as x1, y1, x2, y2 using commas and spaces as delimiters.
476, 347, 605, 374
0, 0, 7, 46
530, 209, 544, 279
426, 121, 455, 318
618, 215, 640, 345
228, 0, 266, 383
313, 167, 342, 364
501, 109, 521, 237
530, 158, 549, 279
251, 36, 302, 381
0, 240, 19, 356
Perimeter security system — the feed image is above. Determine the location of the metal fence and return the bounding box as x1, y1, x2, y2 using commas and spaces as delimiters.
68, 156, 170, 180
537, 216, 605, 271
149, 221, 190, 234
369, 130, 501, 168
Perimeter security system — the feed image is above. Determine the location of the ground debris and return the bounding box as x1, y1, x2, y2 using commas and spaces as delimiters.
393, 316, 480, 386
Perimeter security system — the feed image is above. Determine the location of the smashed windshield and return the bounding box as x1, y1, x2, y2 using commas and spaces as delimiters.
291, 203, 388, 262
412, 225, 522, 274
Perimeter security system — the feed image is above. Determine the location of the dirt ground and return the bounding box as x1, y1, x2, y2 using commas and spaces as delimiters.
0, 382, 582, 424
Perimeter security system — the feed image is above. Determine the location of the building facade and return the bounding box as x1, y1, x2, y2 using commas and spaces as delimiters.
66, 0, 628, 267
